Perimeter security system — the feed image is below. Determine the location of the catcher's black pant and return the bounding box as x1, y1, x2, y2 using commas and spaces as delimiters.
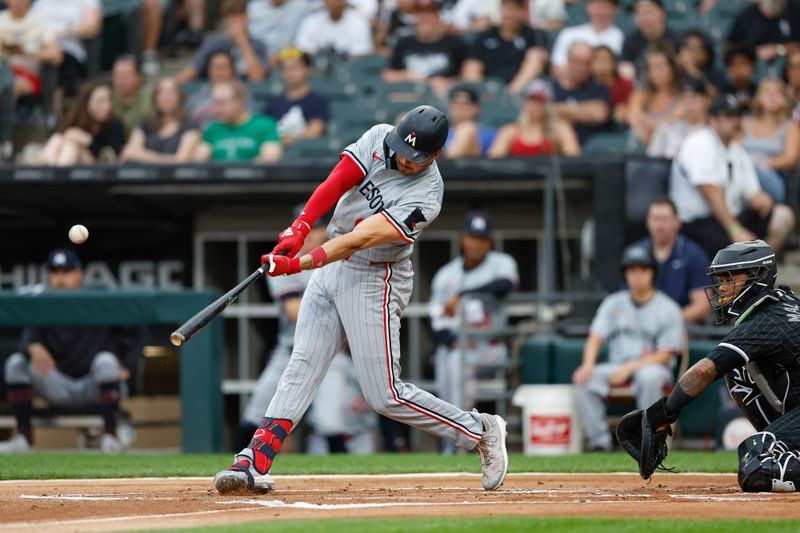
728, 368, 800, 491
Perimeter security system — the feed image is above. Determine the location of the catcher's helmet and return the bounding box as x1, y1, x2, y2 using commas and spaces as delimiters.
620, 243, 656, 272
705, 240, 777, 324
384, 105, 449, 163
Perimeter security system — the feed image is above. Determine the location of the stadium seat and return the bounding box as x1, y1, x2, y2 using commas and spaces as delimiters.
372, 81, 433, 105
309, 77, 358, 103
282, 137, 339, 160
346, 54, 388, 83
479, 102, 520, 129
330, 100, 379, 133
582, 132, 644, 154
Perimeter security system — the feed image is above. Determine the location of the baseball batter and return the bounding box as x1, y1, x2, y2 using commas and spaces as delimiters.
214, 105, 509, 494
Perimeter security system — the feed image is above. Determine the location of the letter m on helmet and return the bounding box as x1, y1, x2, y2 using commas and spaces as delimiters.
404, 132, 417, 147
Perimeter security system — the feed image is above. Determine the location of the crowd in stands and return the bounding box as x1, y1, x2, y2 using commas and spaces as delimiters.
1, 0, 800, 241
0, 0, 798, 163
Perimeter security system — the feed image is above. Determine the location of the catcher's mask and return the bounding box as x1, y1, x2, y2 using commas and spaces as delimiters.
705, 240, 776, 324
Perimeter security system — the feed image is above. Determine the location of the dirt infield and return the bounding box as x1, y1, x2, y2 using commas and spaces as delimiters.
0, 473, 798, 531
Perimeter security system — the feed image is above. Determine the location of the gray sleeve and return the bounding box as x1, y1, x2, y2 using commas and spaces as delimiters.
655, 299, 685, 353
341, 124, 390, 175
494, 254, 519, 286
589, 295, 615, 339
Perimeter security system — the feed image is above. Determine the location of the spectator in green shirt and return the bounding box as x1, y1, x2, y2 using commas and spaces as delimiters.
195, 80, 282, 162
111, 56, 151, 135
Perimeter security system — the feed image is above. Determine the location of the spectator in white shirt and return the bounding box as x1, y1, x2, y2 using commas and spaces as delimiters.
444, 0, 499, 32
248, 0, 313, 64
668, 94, 795, 258
549, 0, 623, 77
30, 0, 101, 96
0, 0, 62, 100
295, 0, 373, 58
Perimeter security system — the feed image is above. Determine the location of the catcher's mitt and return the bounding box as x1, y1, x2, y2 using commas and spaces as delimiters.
615, 406, 674, 480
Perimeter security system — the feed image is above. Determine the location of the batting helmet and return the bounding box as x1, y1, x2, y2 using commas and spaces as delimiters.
705, 240, 777, 324
384, 105, 449, 163
620, 243, 656, 272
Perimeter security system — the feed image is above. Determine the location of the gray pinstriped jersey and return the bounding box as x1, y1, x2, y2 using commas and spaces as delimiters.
267, 271, 313, 351
327, 124, 444, 263
590, 290, 684, 364
429, 251, 520, 335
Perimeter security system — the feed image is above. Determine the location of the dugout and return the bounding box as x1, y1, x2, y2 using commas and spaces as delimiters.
0, 155, 739, 450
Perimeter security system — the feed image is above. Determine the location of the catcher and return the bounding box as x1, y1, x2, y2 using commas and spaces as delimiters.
617, 239, 800, 492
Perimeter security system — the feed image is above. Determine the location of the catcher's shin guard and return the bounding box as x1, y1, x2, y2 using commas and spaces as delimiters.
738, 432, 800, 492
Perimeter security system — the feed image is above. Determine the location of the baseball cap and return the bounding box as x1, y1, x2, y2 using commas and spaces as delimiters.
679, 77, 707, 95
463, 211, 493, 238
524, 79, 553, 101
709, 94, 745, 117
276, 47, 311, 66
620, 244, 655, 271
47, 248, 82, 271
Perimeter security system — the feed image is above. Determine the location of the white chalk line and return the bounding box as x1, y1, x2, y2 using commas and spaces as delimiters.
670, 494, 777, 502
216, 498, 662, 511
19, 494, 180, 502
0, 471, 737, 486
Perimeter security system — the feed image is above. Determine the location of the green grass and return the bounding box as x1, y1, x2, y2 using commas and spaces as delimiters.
0, 451, 737, 480
147, 517, 800, 533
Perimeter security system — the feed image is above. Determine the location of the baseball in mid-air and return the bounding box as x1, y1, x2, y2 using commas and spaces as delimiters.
68, 224, 89, 244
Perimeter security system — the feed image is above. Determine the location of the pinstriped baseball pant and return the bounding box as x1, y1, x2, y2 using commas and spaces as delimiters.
266, 256, 485, 450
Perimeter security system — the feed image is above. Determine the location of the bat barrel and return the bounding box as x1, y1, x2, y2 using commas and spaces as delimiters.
169, 266, 266, 347
170, 331, 185, 347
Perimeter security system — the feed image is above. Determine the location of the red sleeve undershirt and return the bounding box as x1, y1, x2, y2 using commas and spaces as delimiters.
297, 153, 366, 227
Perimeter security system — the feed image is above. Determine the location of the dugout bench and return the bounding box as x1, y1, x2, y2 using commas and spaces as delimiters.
0, 289, 223, 453
520, 336, 724, 441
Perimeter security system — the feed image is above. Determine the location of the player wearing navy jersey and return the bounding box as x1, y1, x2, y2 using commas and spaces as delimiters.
618, 240, 800, 492
213, 105, 509, 494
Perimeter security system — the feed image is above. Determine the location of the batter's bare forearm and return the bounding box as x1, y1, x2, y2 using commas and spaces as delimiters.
297, 215, 403, 268
677, 357, 717, 397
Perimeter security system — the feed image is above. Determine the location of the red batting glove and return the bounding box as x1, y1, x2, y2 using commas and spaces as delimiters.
271, 219, 310, 257
261, 253, 301, 276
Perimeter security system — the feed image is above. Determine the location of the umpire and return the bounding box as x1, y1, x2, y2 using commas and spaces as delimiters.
0, 249, 127, 454
618, 239, 800, 491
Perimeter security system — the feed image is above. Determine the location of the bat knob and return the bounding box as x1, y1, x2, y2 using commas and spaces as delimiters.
170, 331, 185, 347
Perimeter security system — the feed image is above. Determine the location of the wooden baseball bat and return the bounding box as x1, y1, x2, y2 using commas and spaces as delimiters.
170, 265, 267, 347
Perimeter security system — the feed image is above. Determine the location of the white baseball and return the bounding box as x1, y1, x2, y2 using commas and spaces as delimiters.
69, 224, 89, 244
